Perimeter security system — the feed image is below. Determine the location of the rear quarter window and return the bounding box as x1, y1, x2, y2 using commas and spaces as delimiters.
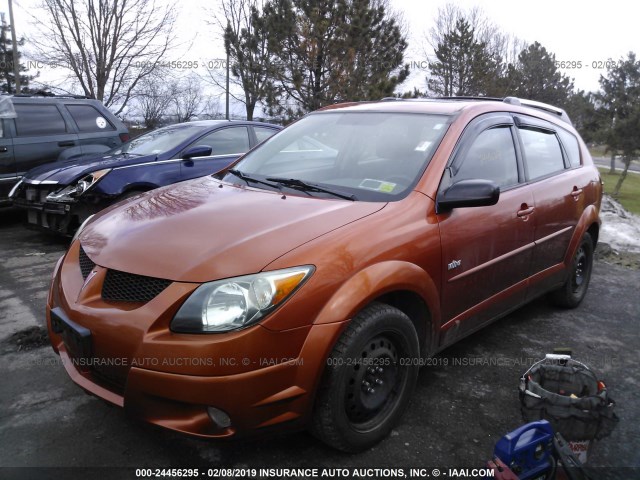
557, 128, 581, 167
66, 104, 116, 132
14, 104, 67, 136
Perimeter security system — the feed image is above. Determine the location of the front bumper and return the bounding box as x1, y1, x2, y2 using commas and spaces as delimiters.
47, 242, 347, 438
11, 181, 80, 234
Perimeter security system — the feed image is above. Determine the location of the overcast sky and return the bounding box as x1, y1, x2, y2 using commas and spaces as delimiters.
4, 0, 639, 100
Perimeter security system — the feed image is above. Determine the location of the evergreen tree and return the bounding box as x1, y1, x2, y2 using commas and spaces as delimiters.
0, 13, 35, 93
262, 0, 409, 118
427, 18, 500, 97
597, 52, 640, 195
564, 90, 603, 145
505, 42, 574, 108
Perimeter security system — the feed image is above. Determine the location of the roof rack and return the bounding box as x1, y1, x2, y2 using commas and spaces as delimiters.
7, 92, 90, 99
378, 96, 572, 125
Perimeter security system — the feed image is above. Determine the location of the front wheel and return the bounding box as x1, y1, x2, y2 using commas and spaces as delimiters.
550, 232, 594, 308
311, 302, 419, 452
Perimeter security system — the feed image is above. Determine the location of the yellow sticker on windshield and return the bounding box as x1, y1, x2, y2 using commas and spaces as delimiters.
359, 179, 397, 193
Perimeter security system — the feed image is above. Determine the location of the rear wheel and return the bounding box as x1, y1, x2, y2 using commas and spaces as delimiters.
311, 302, 419, 452
550, 232, 594, 308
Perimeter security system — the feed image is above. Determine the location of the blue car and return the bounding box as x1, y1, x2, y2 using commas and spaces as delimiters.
9, 120, 282, 234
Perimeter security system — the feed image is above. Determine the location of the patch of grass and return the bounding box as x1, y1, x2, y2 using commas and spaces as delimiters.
598, 167, 640, 215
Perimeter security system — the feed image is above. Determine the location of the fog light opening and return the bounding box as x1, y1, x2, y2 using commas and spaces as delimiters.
207, 406, 232, 429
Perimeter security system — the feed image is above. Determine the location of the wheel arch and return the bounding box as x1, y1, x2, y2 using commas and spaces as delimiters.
312, 261, 440, 357
564, 204, 600, 266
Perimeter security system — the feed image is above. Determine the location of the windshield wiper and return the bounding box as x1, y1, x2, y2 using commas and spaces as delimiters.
266, 177, 356, 201
227, 169, 285, 193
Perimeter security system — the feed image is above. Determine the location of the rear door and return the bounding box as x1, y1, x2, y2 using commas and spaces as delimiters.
11, 103, 80, 175
437, 114, 536, 345
179, 126, 251, 180
515, 116, 588, 298
65, 103, 122, 153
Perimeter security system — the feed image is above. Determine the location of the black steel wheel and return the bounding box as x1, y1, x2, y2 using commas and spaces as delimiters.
550, 232, 594, 308
311, 302, 420, 452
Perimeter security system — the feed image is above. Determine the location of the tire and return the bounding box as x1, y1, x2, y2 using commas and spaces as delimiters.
550, 232, 594, 308
311, 302, 420, 452
117, 189, 146, 202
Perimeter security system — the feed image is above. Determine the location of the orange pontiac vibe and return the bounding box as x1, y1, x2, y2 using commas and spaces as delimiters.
47, 97, 602, 452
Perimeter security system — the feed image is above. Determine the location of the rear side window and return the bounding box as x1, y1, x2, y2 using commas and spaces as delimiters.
66, 104, 115, 132
197, 127, 250, 155
557, 128, 581, 167
14, 104, 67, 136
453, 127, 519, 188
519, 128, 565, 180
254, 126, 279, 143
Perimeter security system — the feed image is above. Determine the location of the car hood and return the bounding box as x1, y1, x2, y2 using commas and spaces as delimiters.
80, 176, 386, 282
23, 153, 156, 185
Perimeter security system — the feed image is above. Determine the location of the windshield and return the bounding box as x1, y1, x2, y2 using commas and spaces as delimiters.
224, 112, 450, 201
109, 124, 207, 156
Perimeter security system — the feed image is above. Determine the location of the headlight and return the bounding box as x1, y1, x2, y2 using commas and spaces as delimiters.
46, 169, 111, 202
171, 266, 314, 333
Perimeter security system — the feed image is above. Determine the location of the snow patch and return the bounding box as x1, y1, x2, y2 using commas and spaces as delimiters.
599, 195, 640, 253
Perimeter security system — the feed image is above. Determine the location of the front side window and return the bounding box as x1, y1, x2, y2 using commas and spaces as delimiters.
520, 128, 565, 180
195, 127, 250, 155
14, 104, 67, 136
109, 125, 207, 156
226, 112, 450, 201
449, 127, 519, 189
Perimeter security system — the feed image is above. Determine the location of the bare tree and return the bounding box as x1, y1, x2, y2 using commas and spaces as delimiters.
132, 70, 173, 129
171, 74, 203, 123
205, 0, 272, 120
31, 0, 176, 114
426, 3, 516, 55
200, 95, 224, 120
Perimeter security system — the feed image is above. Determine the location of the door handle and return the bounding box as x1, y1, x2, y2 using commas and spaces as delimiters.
58, 141, 75, 147
0, 147, 7, 153
571, 187, 583, 199
517, 205, 535, 218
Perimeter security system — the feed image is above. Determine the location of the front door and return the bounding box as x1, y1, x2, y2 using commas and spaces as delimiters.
437, 115, 535, 345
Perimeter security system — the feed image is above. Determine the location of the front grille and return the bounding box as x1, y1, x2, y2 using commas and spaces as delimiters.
102, 269, 171, 303
78, 246, 95, 280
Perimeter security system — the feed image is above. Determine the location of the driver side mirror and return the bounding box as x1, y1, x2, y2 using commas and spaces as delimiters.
436, 179, 500, 213
182, 145, 213, 159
